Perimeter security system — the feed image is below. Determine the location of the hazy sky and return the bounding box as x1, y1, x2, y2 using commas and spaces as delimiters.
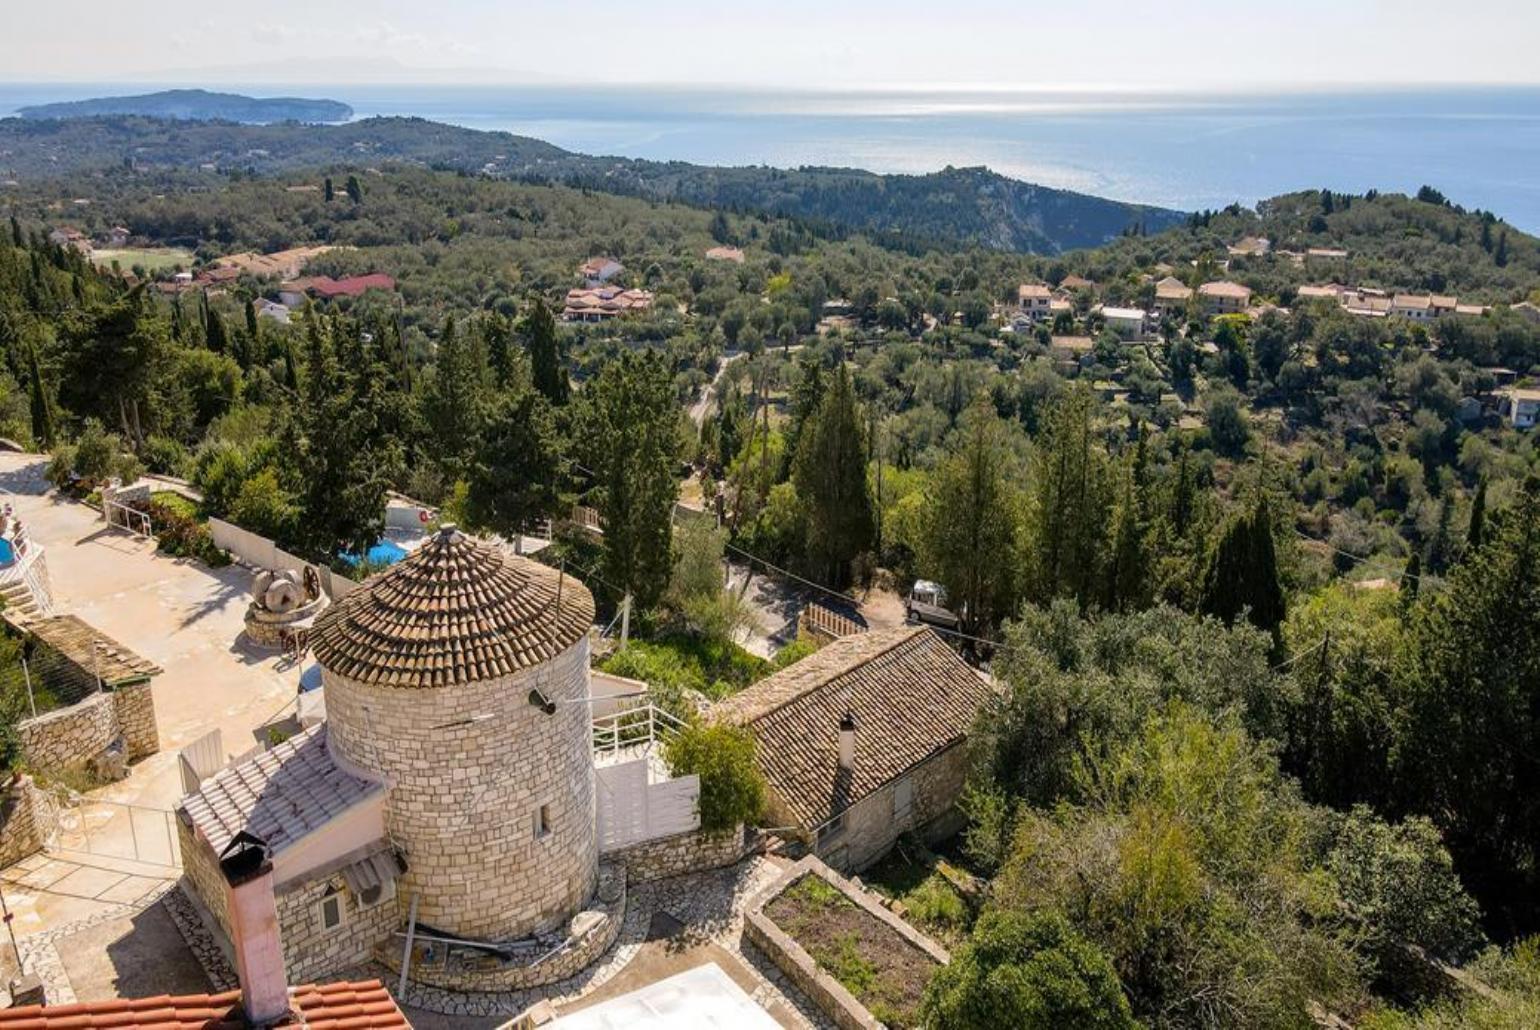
6, 0, 1537, 89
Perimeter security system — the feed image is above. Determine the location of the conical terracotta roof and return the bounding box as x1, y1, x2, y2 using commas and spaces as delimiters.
311, 527, 595, 688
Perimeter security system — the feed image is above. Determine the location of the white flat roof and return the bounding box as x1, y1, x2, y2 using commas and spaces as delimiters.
551, 963, 781, 1030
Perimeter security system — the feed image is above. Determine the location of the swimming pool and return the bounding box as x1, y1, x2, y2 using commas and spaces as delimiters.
340, 539, 410, 567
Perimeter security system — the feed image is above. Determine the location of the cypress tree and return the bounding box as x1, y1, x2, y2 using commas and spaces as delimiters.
1400, 551, 1421, 608
345, 175, 363, 203
793, 364, 875, 587
1426, 492, 1456, 574
323, 176, 334, 202
522, 298, 568, 404
1200, 495, 1286, 637
1466, 478, 1488, 553
205, 310, 229, 354
26, 341, 54, 450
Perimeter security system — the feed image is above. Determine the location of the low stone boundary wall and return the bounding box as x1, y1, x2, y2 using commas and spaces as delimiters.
605, 824, 756, 883
744, 855, 949, 1030
15, 681, 158, 773
0, 776, 54, 868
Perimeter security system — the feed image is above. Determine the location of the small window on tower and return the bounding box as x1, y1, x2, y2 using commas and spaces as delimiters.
535, 803, 552, 839
319, 887, 344, 932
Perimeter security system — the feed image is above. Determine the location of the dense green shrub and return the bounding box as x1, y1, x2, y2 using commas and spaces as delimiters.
662, 720, 766, 833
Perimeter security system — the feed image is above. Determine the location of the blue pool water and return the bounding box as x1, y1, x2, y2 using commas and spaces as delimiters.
340, 539, 410, 567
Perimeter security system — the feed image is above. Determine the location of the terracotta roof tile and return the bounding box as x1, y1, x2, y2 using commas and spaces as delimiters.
0, 981, 406, 1030
711, 626, 994, 828
311, 528, 594, 688
178, 724, 383, 856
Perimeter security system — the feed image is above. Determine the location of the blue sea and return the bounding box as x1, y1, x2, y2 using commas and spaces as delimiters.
3, 83, 1539, 231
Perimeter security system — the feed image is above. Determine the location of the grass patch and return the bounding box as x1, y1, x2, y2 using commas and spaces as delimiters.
864, 844, 976, 947
149, 491, 199, 519
598, 633, 769, 711
90, 248, 194, 272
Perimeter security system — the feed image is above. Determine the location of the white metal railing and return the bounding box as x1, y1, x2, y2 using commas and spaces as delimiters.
592, 703, 687, 759
103, 498, 153, 539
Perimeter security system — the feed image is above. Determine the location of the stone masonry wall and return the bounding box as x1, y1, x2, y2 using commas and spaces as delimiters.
16, 691, 116, 773
276, 866, 398, 985
111, 681, 158, 759
177, 816, 395, 986
745, 856, 949, 1030
323, 637, 598, 941
0, 776, 54, 868
379, 864, 626, 993
178, 814, 232, 940
606, 824, 755, 884
16, 682, 160, 774
815, 741, 970, 873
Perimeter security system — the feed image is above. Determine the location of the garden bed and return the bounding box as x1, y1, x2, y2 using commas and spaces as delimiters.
749, 857, 947, 1029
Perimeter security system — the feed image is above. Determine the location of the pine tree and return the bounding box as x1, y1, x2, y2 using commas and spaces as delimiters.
1029, 387, 1111, 606
486, 313, 517, 390
464, 389, 565, 544
26, 340, 54, 450
1466, 477, 1488, 553
779, 357, 825, 480
921, 400, 1020, 633
579, 351, 679, 607
521, 298, 568, 404
423, 315, 488, 476
1396, 477, 1540, 929
793, 364, 875, 588
1104, 465, 1149, 612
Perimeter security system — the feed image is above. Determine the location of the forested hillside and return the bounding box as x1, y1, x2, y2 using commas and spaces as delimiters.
0, 115, 1180, 253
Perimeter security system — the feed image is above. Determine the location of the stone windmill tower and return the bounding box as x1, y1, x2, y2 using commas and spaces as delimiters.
310, 526, 598, 941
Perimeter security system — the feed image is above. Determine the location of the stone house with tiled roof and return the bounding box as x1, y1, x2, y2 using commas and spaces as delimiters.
711, 625, 995, 872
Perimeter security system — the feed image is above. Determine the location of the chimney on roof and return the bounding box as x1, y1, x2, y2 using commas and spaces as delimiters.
838, 713, 857, 773
219, 831, 292, 1027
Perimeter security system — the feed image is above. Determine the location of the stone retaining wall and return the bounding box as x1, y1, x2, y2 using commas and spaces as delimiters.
0, 776, 53, 868
605, 824, 755, 884
17, 691, 115, 772
16, 681, 159, 773
111, 682, 158, 759
744, 855, 949, 1030
379, 864, 626, 993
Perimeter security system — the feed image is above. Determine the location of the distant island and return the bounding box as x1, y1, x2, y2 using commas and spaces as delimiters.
16, 89, 352, 125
